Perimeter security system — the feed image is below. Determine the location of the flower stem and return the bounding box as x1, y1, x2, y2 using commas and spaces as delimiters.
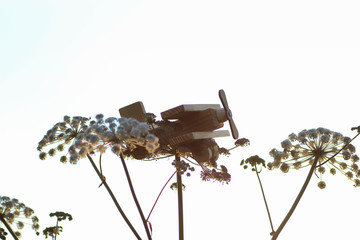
86, 154, 142, 240
0, 213, 19, 240
271, 156, 319, 240
254, 165, 274, 235
54, 218, 59, 240
119, 153, 152, 240
147, 170, 177, 221
175, 154, 184, 240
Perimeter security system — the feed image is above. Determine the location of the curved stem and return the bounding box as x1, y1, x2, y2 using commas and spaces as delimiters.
119, 154, 152, 240
0, 214, 19, 240
147, 171, 177, 221
86, 154, 142, 240
271, 156, 319, 240
254, 165, 274, 235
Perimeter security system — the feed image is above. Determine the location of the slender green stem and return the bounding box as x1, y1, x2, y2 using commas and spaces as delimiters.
175, 154, 184, 240
0, 213, 19, 240
271, 156, 319, 240
86, 154, 142, 240
119, 153, 152, 240
254, 165, 274, 235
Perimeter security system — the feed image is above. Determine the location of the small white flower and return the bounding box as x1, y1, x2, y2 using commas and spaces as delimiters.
318, 166, 326, 174
95, 114, 104, 121
307, 129, 318, 139
347, 144, 356, 153
96, 145, 107, 154
318, 181, 326, 189
332, 132, 343, 142
89, 135, 100, 144
111, 144, 122, 156
130, 128, 141, 139
293, 161, 302, 169
78, 147, 88, 158
17, 221, 24, 229
342, 150, 351, 160
320, 134, 330, 144
105, 117, 117, 123
281, 139, 292, 151
298, 130, 307, 140
346, 171, 353, 179
352, 155, 359, 162
280, 163, 290, 173
288, 133, 297, 141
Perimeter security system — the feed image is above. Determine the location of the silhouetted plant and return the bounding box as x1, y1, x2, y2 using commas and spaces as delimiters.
37, 113, 247, 240
242, 127, 360, 240
43, 211, 72, 240
37, 109, 360, 240
38, 114, 160, 240
241, 155, 275, 235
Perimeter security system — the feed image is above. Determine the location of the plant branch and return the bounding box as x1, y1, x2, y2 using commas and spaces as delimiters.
254, 165, 274, 235
119, 153, 152, 240
86, 154, 142, 240
147, 170, 177, 221
271, 156, 319, 240
0, 213, 19, 240
175, 154, 184, 240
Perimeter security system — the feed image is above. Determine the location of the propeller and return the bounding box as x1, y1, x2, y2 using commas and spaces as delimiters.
218, 89, 239, 139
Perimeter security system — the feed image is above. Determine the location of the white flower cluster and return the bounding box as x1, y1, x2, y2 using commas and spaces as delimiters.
0, 196, 40, 237
67, 114, 160, 163
268, 127, 360, 188
38, 114, 160, 163
38, 116, 89, 152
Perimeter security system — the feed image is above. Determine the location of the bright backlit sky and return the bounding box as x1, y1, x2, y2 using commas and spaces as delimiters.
1, 1, 360, 239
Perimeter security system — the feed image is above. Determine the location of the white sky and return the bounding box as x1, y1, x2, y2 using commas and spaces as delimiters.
1, 1, 360, 239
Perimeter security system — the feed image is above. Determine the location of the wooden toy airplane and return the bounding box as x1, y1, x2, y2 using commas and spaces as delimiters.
119, 90, 238, 163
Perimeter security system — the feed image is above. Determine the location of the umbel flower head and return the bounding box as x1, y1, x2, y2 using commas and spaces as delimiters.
268, 128, 360, 189
37, 114, 160, 163
49, 211, 72, 222
43, 211, 72, 239
240, 155, 266, 171
0, 196, 40, 238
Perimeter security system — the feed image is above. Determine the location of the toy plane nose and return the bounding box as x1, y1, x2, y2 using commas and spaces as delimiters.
216, 108, 227, 123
